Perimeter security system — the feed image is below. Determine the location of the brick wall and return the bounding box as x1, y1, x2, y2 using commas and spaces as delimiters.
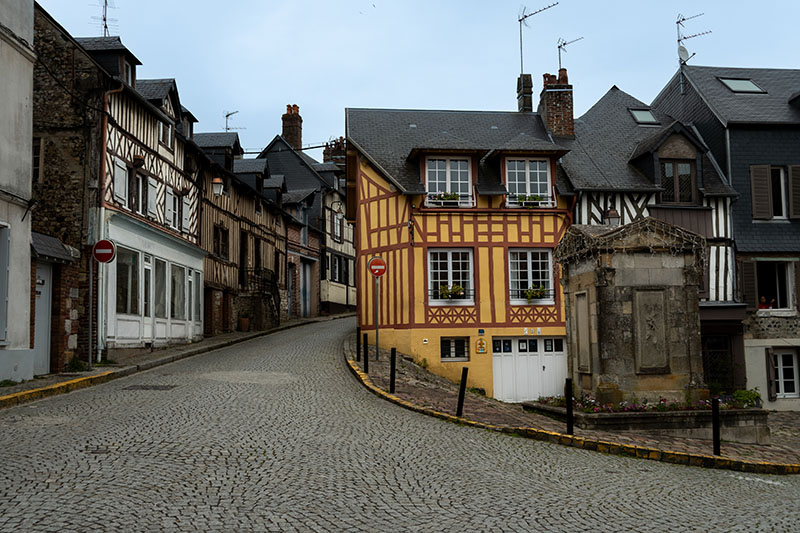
538, 69, 574, 138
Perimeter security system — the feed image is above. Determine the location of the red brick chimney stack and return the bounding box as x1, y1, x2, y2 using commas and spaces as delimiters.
323, 136, 346, 167
517, 74, 533, 113
538, 68, 574, 138
282, 104, 303, 150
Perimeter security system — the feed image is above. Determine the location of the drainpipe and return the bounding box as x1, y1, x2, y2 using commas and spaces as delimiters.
95, 82, 124, 363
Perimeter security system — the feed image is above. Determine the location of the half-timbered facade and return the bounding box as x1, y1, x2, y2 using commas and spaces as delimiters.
74, 39, 206, 353
652, 65, 800, 410
346, 92, 572, 400
193, 132, 286, 334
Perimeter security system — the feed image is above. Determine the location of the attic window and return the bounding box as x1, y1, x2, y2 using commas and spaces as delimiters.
719, 78, 766, 93
629, 109, 659, 124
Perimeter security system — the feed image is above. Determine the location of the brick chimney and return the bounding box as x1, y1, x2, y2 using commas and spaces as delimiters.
282, 104, 303, 150
517, 74, 533, 113
323, 136, 346, 168
538, 68, 574, 138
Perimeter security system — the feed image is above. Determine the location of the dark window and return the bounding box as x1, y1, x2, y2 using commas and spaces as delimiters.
116, 247, 139, 315
32, 138, 41, 182
440, 337, 468, 360
660, 160, 696, 204
254, 238, 261, 270
771, 167, 786, 218
756, 261, 791, 310
213, 225, 229, 260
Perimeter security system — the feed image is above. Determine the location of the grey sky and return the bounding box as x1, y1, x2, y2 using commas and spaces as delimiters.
37, 1, 800, 161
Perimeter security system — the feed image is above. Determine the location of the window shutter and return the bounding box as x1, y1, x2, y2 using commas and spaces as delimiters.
338, 216, 344, 242
165, 188, 174, 228
740, 260, 757, 310
113, 160, 128, 203
182, 196, 191, 231
750, 165, 772, 219
330, 211, 335, 240
0, 226, 8, 341
147, 178, 157, 217
343, 257, 349, 286
766, 347, 777, 402
788, 165, 800, 219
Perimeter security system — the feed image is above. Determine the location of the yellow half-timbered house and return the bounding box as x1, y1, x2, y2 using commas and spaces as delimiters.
346, 81, 576, 401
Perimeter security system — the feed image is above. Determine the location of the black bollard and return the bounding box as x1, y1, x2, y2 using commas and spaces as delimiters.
363, 334, 369, 374
712, 397, 721, 456
565, 378, 574, 435
456, 367, 469, 418
390, 347, 397, 394
356, 326, 361, 362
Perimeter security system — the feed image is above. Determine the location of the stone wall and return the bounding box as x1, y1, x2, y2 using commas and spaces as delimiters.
743, 313, 800, 340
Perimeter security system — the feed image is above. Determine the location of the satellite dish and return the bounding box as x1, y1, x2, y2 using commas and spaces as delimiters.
678, 45, 690, 62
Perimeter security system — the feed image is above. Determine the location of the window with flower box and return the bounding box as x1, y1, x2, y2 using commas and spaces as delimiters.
428, 249, 473, 304
425, 157, 473, 207
509, 249, 553, 304
505, 158, 553, 207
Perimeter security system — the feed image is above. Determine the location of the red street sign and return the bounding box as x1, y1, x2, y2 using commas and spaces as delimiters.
92, 239, 116, 263
368, 256, 387, 277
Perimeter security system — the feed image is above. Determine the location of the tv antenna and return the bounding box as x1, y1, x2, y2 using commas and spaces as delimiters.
90, 0, 117, 37
224, 110, 246, 132
676, 13, 711, 93
518, 3, 558, 75
557, 36, 583, 70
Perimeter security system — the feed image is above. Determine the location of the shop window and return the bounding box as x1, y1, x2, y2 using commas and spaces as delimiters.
116, 247, 139, 315
170, 264, 186, 320
154, 259, 167, 318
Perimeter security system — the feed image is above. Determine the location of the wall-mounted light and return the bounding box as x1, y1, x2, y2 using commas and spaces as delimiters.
604, 208, 621, 226
212, 176, 224, 196
330, 199, 344, 215
133, 154, 145, 168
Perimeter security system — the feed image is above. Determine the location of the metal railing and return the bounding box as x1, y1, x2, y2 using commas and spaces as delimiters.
428, 287, 475, 301
509, 287, 555, 302
424, 191, 475, 208
242, 267, 278, 293
505, 193, 556, 208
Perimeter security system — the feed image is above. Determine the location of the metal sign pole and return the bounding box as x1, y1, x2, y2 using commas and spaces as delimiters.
88, 258, 93, 370
374, 274, 380, 361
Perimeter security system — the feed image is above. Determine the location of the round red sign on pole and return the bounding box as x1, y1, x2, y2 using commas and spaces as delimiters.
368, 256, 387, 277
92, 239, 117, 263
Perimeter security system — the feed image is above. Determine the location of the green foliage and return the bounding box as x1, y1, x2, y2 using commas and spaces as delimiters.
439, 284, 466, 299
419, 358, 429, 369
525, 284, 547, 302
732, 388, 761, 408
0, 379, 19, 387
66, 357, 87, 372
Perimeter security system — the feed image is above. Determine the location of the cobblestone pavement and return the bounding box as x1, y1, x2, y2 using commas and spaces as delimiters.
1, 318, 798, 532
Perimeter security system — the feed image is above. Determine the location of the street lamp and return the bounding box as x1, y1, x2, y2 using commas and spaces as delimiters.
604, 208, 621, 226
212, 176, 224, 196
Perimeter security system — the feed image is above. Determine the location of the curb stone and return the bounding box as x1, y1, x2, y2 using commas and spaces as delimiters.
0, 313, 354, 410
343, 342, 800, 475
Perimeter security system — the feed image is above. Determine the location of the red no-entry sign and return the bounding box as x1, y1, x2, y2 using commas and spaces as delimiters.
92, 239, 116, 263
368, 257, 387, 277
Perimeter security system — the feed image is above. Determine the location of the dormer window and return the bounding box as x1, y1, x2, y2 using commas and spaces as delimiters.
158, 121, 173, 148
660, 160, 696, 204
719, 78, 766, 93
630, 109, 659, 124
123, 60, 133, 85
505, 158, 554, 208
424, 157, 473, 207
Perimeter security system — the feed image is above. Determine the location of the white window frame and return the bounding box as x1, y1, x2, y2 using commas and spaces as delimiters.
113, 158, 128, 204
0, 224, 8, 342
504, 157, 554, 208
440, 337, 470, 362
509, 248, 554, 305
424, 156, 474, 207
755, 260, 795, 314
334, 212, 342, 242
774, 350, 799, 399
427, 248, 474, 305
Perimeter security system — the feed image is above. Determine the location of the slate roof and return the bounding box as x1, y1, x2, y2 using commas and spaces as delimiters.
193, 132, 241, 150
233, 158, 268, 174
74, 36, 141, 64
283, 189, 316, 205
661, 65, 800, 125
259, 136, 327, 193
559, 86, 734, 196
346, 108, 567, 194
263, 175, 285, 190
31, 232, 77, 263
135, 79, 174, 103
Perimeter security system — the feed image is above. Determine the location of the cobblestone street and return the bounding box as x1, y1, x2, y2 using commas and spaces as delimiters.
1, 317, 798, 532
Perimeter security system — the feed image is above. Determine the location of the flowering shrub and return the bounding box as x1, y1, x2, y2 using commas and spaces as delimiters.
536, 393, 758, 413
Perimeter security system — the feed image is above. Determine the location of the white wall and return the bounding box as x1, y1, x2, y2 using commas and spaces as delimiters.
745, 339, 800, 411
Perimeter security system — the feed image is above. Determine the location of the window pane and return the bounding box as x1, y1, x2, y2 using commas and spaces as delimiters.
719, 78, 764, 93
116, 248, 138, 315
427, 159, 447, 193
630, 109, 659, 123
170, 264, 185, 320
195, 271, 201, 321
507, 160, 524, 195
529, 160, 549, 196
661, 163, 675, 202
144, 268, 151, 317
155, 259, 166, 318
771, 168, 784, 217
440, 338, 451, 358
677, 163, 693, 203
451, 160, 470, 195
756, 261, 789, 309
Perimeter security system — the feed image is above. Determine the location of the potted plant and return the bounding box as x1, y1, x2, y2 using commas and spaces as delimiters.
439, 284, 466, 299
525, 284, 547, 303
238, 311, 251, 332
517, 194, 545, 207
428, 191, 461, 205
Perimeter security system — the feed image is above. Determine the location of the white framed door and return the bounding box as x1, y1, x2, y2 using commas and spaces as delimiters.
492, 336, 567, 402
33, 262, 52, 375
143, 255, 153, 341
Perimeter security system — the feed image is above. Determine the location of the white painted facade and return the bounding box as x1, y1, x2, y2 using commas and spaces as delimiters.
0, 0, 34, 381
744, 339, 800, 411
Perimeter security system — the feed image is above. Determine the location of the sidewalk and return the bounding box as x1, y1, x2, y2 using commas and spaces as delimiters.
0, 313, 354, 408
345, 334, 800, 474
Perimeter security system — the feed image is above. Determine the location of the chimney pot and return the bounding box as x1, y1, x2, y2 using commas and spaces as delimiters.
538, 69, 574, 138
558, 68, 569, 84
282, 104, 303, 150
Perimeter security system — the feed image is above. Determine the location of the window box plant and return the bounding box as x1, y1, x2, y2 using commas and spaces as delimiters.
439, 284, 466, 299
524, 284, 547, 302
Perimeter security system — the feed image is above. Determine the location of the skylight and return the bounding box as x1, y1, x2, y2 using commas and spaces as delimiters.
719, 78, 766, 93
629, 109, 659, 124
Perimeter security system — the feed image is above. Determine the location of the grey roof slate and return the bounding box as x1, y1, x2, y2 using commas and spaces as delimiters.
233, 158, 268, 174
676, 65, 800, 125
259, 136, 327, 193
193, 132, 241, 150
560, 86, 734, 197
346, 108, 565, 194
283, 189, 316, 205
135, 79, 174, 103
74, 36, 141, 64
31, 232, 77, 263
263, 175, 285, 189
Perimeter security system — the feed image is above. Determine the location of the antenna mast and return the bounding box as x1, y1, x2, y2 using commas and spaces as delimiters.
676, 13, 711, 94
91, 0, 117, 37
224, 110, 245, 132
557, 36, 584, 70
518, 3, 558, 75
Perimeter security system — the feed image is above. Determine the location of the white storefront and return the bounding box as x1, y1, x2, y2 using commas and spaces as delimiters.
103, 212, 204, 350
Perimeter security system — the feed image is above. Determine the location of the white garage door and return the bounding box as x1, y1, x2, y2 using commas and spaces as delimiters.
492, 337, 567, 402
